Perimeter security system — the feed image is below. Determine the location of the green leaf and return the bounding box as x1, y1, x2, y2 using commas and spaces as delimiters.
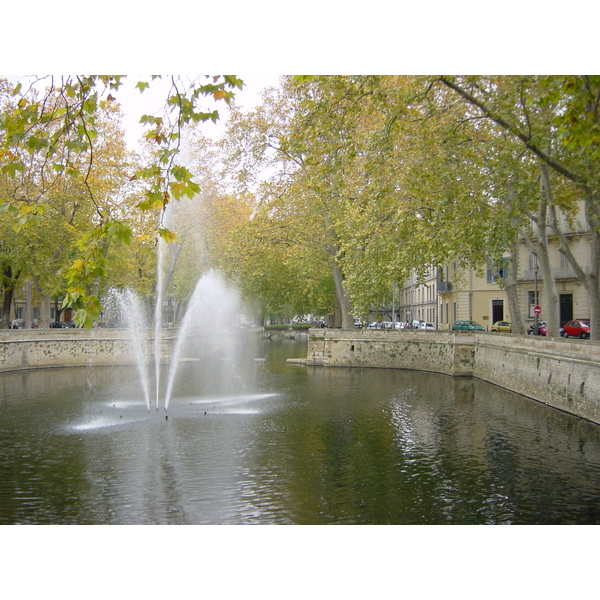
293, 76, 315, 84
0, 202, 17, 214
158, 227, 178, 243
138, 190, 165, 211
108, 222, 133, 244
1, 161, 26, 177
170, 165, 191, 181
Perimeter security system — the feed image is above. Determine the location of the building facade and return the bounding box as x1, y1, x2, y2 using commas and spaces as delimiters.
397, 201, 593, 331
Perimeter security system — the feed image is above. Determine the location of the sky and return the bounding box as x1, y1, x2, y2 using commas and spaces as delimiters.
1, 73, 281, 152
116, 75, 282, 150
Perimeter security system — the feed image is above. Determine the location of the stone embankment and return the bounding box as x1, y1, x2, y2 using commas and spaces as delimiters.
0, 327, 264, 372
304, 328, 600, 425
0, 328, 173, 371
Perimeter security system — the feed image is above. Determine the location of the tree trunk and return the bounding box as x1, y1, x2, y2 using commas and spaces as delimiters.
326, 241, 354, 329
548, 201, 597, 336
38, 293, 51, 329
533, 166, 560, 337
504, 241, 526, 334
537, 233, 560, 337
2, 287, 13, 329
547, 187, 600, 341
23, 280, 33, 329
1, 266, 19, 329
586, 196, 600, 341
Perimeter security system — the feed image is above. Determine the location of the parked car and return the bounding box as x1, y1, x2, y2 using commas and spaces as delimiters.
528, 321, 547, 336
561, 319, 590, 339
491, 321, 512, 333
51, 321, 76, 328
452, 320, 485, 331
419, 322, 436, 331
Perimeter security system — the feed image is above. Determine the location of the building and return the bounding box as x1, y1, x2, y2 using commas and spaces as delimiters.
397, 201, 593, 331
436, 260, 509, 330
397, 265, 439, 326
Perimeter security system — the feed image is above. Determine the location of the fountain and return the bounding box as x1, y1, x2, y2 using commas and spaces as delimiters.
99, 185, 261, 416
163, 270, 246, 409
103, 288, 152, 411
153, 234, 166, 412
104, 269, 255, 414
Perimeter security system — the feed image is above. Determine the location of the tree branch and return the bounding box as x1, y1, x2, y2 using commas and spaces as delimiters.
438, 76, 589, 191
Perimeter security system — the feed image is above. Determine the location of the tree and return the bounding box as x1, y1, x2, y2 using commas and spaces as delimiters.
436, 76, 600, 338
0, 75, 243, 326
0, 85, 140, 327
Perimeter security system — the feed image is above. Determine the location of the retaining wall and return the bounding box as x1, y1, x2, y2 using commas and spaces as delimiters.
306, 328, 600, 424
0, 329, 173, 371
0, 327, 263, 373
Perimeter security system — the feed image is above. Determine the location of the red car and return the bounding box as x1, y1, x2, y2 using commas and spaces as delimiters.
561, 319, 591, 339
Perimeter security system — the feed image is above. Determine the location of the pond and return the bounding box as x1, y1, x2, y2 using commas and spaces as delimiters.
2, 336, 600, 524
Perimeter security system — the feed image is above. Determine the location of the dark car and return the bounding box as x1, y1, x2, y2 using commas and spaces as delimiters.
51, 321, 76, 328
561, 319, 590, 339
452, 320, 485, 331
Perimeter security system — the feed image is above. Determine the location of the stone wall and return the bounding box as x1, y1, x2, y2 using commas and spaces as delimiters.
0, 329, 173, 372
0, 327, 262, 373
306, 328, 476, 376
474, 334, 600, 424
307, 328, 600, 424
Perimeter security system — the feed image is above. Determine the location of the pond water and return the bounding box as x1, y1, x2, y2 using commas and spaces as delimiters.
2, 336, 600, 524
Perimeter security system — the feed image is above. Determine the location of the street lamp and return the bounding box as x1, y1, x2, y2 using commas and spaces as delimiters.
534, 263, 539, 334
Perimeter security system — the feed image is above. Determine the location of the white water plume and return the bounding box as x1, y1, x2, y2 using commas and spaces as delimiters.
104, 288, 152, 410
164, 270, 244, 410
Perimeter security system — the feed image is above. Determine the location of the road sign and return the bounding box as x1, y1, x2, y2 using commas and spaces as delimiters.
534, 305, 541, 315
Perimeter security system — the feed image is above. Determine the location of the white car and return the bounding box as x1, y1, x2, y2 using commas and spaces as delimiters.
418, 322, 435, 331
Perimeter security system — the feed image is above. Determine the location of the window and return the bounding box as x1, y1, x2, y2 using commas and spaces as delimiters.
528, 290, 540, 317
487, 257, 509, 283
559, 249, 569, 270
529, 252, 538, 271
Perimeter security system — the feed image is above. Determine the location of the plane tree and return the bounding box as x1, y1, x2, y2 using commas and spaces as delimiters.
434, 76, 600, 338
0, 88, 143, 327
340, 75, 591, 336
221, 75, 400, 328
0, 75, 242, 326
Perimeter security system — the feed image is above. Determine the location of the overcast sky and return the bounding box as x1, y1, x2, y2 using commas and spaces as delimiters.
117, 75, 282, 150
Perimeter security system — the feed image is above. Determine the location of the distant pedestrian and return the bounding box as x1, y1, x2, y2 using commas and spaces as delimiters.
11, 319, 19, 329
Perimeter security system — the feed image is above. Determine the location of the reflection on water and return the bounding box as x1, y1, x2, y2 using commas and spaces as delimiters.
1, 337, 600, 524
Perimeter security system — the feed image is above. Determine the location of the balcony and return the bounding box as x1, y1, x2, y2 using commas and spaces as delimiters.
437, 280, 453, 292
